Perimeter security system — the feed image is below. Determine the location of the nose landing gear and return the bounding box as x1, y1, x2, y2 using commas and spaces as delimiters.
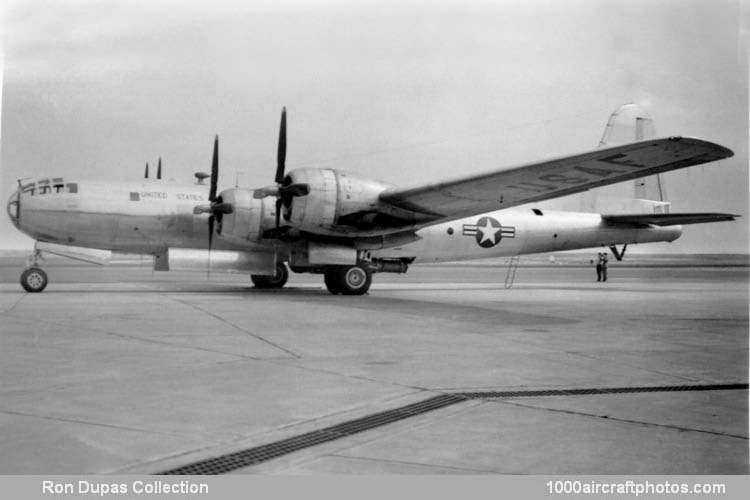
20, 247, 48, 293
20, 267, 48, 293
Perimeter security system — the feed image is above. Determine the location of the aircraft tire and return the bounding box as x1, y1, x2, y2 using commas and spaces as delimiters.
338, 265, 372, 296
20, 267, 48, 293
324, 269, 342, 295
251, 263, 289, 289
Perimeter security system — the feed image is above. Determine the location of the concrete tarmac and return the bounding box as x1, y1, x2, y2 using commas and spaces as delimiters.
0, 259, 747, 474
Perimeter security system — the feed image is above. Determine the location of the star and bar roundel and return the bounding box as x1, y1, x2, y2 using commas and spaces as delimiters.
462, 217, 516, 248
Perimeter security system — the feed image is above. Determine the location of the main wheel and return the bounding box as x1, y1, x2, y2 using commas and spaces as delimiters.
324, 265, 372, 295
251, 262, 289, 289
20, 267, 48, 293
324, 269, 342, 295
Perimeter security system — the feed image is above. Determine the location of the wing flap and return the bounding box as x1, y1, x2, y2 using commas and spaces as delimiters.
379, 137, 733, 224
602, 213, 738, 226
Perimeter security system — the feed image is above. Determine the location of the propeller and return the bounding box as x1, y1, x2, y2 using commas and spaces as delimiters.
253, 107, 310, 229
193, 136, 233, 256
207, 137, 218, 253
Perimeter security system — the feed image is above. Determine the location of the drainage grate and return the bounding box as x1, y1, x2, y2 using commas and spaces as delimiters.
159, 383, 747, 475
457, 383, 750, 399
161, 394, 465, 475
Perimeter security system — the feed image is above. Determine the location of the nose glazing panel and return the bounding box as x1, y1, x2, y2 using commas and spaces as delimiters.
6, 189, 20, 225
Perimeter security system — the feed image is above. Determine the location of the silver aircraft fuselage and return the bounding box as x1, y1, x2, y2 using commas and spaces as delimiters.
7, 177, 682, 263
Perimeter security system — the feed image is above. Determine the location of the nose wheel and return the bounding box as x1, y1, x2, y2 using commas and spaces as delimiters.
20, 267, 48, 293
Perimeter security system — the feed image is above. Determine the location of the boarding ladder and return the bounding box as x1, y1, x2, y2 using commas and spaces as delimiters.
504, 255, 520, 289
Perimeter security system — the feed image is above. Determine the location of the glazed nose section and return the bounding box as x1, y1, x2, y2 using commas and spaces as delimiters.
6, 188, 20, 226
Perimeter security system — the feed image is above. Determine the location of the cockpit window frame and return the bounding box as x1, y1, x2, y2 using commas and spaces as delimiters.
21, 180, 78, 195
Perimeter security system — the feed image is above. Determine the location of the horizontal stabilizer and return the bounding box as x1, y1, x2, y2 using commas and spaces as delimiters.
602, 213, 738, 226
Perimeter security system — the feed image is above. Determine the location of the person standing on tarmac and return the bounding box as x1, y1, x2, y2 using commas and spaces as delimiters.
596, 253, 603, 281
599, 252, 609, 282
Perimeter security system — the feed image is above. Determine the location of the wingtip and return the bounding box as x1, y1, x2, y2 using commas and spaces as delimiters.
677, 137, 734, 160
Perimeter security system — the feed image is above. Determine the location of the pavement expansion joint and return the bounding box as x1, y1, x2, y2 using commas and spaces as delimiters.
500, 400, 750, 440
158, 382, 748, 475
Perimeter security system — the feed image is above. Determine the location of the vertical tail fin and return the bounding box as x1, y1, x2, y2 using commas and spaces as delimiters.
598, 104, 667, 205
538, 104, 670, 214
598, 103, 656, 147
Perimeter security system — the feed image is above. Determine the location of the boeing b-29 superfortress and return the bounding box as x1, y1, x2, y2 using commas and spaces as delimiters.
6, 104, 736, 294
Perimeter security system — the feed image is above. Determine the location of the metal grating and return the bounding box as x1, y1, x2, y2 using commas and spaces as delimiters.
161, 394, 465, 475
457, 383, 750, 399
159, 383, 747, 475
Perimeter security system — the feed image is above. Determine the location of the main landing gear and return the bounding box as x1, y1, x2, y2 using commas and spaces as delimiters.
257, 258, 408, 295
323, 264, 372, 296
251, 262, 373, 294
20, 248, 48, 293
251, 262, 289, 289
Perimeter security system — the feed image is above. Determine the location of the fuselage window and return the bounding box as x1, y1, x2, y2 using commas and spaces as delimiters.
66, 183, 78, 193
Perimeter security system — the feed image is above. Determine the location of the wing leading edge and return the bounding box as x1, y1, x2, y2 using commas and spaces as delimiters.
379, 137, 734, 225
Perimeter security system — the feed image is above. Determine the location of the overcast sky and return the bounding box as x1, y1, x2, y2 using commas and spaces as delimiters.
1, 0, 747, 252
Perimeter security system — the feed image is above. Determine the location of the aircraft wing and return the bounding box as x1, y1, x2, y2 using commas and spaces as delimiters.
379, 137, 733, 224
602, 213, 738, 226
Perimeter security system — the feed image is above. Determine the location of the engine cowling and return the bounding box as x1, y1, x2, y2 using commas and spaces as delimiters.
281, 168, 410, 236
213, 188, 276, 244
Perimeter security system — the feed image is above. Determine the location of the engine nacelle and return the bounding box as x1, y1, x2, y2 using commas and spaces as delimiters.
281, 168, 410, 236
214, 188, 276, 244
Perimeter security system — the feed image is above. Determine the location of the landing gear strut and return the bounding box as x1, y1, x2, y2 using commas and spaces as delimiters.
20, 248, 48, 292
251, 262, 289, 289
324, 264, 372, 295
609, 244, 627, 261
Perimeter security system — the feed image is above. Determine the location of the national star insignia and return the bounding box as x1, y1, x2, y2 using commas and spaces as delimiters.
462, 216, 516, 248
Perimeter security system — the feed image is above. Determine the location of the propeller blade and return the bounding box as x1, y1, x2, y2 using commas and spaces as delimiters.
209, 135, 219, 202
275, 107, 287, 183
207, 215, 215, 278
145, 162, 149, 179
278, 183, 310, 198
275, 198, 282, 229
208, 215, 215, 253
157, 158, 162, 180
